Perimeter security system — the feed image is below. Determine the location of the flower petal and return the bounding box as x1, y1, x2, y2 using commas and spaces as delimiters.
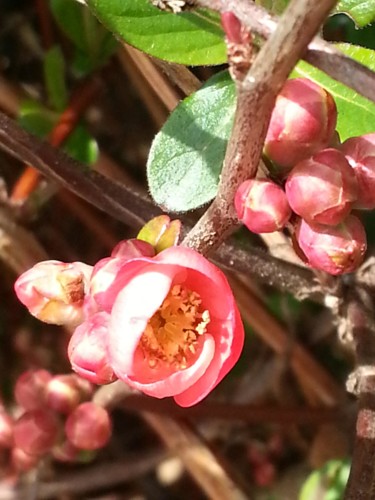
124, 334, 215, 398
108, 263, 179, 378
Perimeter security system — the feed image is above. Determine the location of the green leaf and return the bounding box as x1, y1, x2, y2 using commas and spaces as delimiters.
137, 215, 181, 251
50, 0, 117, 73
299, 459, 350, 500
44, 46, 68, 111
335, 0, 375, 27
147, 71, 236, 212
256, 0, 289, 15
292, 43, 375, 141
18, 100, 98, 166
86, 0, 226, 65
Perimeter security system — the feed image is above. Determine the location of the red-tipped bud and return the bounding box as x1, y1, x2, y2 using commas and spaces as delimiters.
14, 261, 92, 326
14, 409, 60, 456
286, 148, 357, 225
15, 369, 52, 411
45, 375, 82, 414
68, 312, 117, 385
235, 179, 291, 233
0, 411, 14, 448
11, 447, 39, 472
221, 12, 243, 44
65, 402, 111, 450
264, 78, 337, 172
341, 133, 375, 209
295, 215, 367, 275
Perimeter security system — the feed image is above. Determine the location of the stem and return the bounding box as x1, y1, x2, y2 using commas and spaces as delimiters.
11, 78, 101, 201
0, 111, 322, 300
183, 0, 338, 253
343, 289, 375, 499
193, 0, 375, 104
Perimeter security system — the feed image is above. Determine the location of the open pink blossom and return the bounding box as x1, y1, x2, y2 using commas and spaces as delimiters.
14, 261, 92, 326
105, 246, 244, 407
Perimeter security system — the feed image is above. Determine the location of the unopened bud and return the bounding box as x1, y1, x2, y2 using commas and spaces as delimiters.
264, 78, 337, 172
65, 402, 111, 450
68, 312, 117, 385
342, 133, 375, 209
14, 409, 60, 456
15, 369, 52, 411
295, 215, 367, 275
235, 179, 291, 233
45, 375, 82, 414
14, 261, 92, 326
286, 148, 357, 225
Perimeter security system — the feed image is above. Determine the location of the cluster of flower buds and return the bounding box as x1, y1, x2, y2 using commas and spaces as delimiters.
235, 77, 370, 275
15, 219, 244, 408
0, 370, 111, 474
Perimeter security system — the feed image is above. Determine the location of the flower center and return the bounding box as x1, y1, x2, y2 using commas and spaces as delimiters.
139, 284, 210, 370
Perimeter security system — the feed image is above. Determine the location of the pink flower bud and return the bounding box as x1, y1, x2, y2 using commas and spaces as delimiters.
286, 148, 357, 226
341, 133, 375, 209
295, 215, 367, 275
264, 78, 337, 172
235, 179, 291, 233
221, 12, 243, 44
0, 411, 14, 448
111, 238, 155, 259
65, 402, 111, 450
15, 369, 52, 411
11, 447, 39, 472
68, 312, 117, 385
45, 375, 82, 414
14, 261, 93, 326
14, 409, 60, 456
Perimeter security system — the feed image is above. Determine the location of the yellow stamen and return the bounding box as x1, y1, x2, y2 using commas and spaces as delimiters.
139, 284, 210, 370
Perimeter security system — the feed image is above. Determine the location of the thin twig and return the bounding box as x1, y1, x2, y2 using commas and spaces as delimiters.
182, 0, 338, 254
192, 0, 375, 104
142, 412, 250, 500
342, 288, 375, 499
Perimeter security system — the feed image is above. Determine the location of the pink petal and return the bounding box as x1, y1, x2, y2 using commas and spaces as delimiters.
174, 304, 244, 407
124, 334, 215, 398
108, 263, 179, 378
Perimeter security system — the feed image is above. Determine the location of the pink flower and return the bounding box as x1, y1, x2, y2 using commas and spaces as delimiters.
104, 247, 244, 407
14, 261, 92, 326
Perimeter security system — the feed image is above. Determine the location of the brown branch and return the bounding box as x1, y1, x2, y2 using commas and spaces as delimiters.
182, 0, 338, 254
193, 0, 375, 104
0, 111, 322, 300
342, 288, 375, 499
11, 77, 101, 201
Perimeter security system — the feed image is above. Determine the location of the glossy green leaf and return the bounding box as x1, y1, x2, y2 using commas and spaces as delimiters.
44, 46, 68, 111
147, 71, 236, 212
256, 0, 289, 15
292, 43, 375, 141
335, 0, 375, 27
86, 0, 226, 65
50, 0, 117, 72
18, 101, 98, 166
